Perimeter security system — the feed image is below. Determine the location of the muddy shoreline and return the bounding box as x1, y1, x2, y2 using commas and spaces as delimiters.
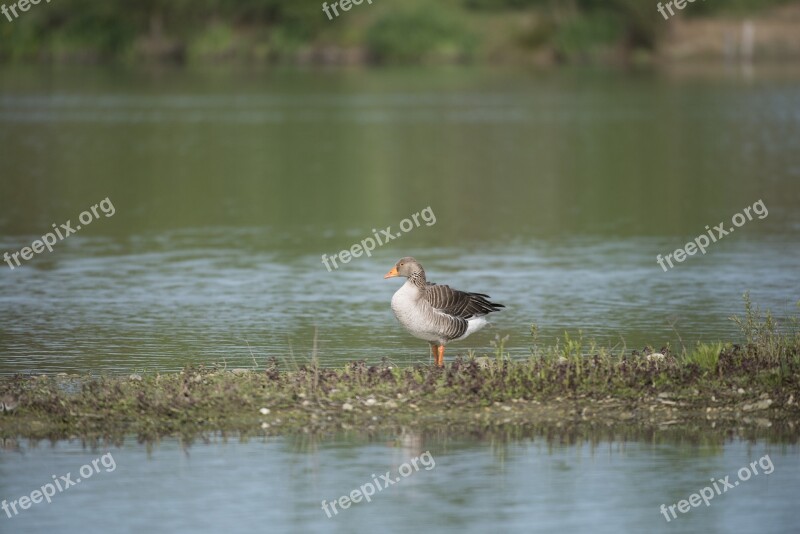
2, 348, 798, 443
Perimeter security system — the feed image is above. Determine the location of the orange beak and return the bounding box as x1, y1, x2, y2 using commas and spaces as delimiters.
383, 266, 399, 279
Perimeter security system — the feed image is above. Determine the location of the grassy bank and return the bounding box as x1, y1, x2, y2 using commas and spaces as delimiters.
1, 297, 799, 443
0, 0, 797, 65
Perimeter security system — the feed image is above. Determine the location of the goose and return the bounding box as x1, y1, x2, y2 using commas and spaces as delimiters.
384, 257, 504, 367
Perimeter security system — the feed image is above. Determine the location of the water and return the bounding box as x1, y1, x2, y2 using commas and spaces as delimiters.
1, 64, 799, 533
0, 433, 797, 533
1, 66, 799, 374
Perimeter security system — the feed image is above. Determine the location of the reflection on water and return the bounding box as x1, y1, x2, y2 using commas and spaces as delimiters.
0, 66, 799, 374
0, 432, 797, 533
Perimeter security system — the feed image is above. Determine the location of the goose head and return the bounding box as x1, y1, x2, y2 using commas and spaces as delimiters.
384, 257, 424, 279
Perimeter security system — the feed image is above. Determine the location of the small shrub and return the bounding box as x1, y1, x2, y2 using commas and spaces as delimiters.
366, 6, 478, 63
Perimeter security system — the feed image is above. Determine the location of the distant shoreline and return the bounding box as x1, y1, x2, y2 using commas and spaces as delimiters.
1, 3, 799, 67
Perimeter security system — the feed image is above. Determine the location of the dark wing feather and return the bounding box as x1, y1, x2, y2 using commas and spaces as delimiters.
425, 283, 504, 319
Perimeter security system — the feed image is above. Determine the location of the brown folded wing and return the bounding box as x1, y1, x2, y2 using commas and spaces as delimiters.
425, 283, 504, 319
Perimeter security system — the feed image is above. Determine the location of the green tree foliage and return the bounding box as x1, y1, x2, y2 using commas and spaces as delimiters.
0, 0, 793, 63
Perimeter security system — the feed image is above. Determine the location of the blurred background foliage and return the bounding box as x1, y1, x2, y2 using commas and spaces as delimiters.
0, 0, 795, 64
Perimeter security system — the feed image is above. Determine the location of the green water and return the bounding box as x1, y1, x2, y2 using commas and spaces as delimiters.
2, 65, 798, 374
1, 64, 799, 533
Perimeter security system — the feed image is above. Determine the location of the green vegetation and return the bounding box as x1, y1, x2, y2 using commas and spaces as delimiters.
684, 342, 727, 373
0, 298, 798, 443
365, 6, 477, 63
0, 0, 795, 64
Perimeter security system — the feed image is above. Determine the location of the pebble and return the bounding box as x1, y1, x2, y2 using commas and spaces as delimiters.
342, 403, 353, 411
259, 408, 270, 415
742, 399, 772, 412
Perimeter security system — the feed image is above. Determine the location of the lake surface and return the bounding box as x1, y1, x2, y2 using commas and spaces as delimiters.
1, 65, 800, 534
1, 433, 798, 533
0, 65, 799, 374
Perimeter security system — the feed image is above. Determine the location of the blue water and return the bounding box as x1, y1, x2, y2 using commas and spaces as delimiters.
0, 434, 797, 533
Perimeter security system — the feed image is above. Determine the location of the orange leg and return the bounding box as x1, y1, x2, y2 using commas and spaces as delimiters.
436, 345, 445, 368
429, 343, 438, 365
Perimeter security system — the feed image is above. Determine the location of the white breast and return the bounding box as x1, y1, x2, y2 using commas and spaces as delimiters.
390, 281, 441, 343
